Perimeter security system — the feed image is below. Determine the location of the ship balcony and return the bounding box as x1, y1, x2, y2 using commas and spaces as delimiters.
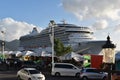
66, 28, 93, 33
69, 38, 93, 43
69, 35, 93, 39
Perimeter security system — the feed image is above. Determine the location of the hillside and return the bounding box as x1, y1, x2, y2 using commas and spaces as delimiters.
0, 39, 20, 51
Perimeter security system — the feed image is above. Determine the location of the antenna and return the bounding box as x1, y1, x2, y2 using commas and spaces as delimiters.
61, 19, 67, 24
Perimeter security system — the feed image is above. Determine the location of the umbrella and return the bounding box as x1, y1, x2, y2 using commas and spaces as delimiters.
15, 51, 23, 57
83, 55, 91, 60
62, 52, 84, 61
25, 51, 41, 56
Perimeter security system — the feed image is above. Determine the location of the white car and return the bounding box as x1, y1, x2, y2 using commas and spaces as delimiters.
17, 68, 45, 80
51, 63, 81, 77
80, 68, 107, 80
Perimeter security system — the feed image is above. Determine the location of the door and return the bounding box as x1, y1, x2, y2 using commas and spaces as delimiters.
86, 69, 103, 79
62, 64, 79, 76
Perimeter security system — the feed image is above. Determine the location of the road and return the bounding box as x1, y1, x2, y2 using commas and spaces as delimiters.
0, 71, 16, 80
0, 70, 79, 80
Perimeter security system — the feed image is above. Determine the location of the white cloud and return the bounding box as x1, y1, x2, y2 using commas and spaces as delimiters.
114, 24, 120, 33
62, 0, 120, 50
0, 18, 42, 41
62, 0, 120, 20
92, 20, 108, 30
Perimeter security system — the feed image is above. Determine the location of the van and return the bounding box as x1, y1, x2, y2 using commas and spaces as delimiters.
51, 63, 81, 77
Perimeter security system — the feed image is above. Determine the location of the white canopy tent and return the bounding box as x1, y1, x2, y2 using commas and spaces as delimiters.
15, 51, 23, 57
34, 48, 52, 57
25, 51, 40, 56
8, 51, 15, 54
61, 52, 84, 61
41, 51, 51, 57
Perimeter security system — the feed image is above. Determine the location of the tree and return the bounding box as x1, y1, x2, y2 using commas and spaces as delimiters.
54, 38, 72, 56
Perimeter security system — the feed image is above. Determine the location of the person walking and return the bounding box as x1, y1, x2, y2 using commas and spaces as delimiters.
14, 61, 17, 70
6, 60, 10, 70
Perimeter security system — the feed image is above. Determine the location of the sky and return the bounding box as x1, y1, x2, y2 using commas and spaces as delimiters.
0, 0, 120, 50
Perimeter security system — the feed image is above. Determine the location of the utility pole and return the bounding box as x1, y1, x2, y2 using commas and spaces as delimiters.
49, 20, 55, 71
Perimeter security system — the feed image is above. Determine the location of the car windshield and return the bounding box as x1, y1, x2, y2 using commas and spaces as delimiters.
29, 70, 40, 74
86, 69, 99, 73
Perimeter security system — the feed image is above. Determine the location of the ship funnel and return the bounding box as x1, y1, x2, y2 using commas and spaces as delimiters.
31, 27, 38, 34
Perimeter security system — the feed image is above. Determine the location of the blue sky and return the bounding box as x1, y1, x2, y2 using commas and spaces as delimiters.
0, 0, 79, 27
0, 0, 120, 50
0, 0, 63, 26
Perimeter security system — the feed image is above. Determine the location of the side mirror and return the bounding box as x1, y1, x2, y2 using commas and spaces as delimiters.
73, 67, 77, 69
99, 72, 103, 74
27, 73, 29, 75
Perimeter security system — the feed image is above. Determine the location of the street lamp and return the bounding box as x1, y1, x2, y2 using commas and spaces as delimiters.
102, 35, 116, 80
1, 31, 5, 61
49, 20, 56, 70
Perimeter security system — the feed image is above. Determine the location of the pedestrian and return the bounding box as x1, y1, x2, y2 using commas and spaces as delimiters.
6, 60, 10, 70
14, 61, 17, 70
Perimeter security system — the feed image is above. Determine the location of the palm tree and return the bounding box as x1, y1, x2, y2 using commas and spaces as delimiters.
54, 38, 72, 57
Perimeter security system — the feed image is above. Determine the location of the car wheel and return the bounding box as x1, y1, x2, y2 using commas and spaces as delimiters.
75, 73, 80, 77
102, 77, 107, 80
55, 72, 60, 76
82, 76, 88, 80
28, 78, 31, 80
17, 76, 21, 80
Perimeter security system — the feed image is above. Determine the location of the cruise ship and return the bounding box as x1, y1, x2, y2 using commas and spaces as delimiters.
19, 20, 106, 54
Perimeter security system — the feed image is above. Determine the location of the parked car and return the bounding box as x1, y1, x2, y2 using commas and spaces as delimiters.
17, 68, 45, 80
79, 68, 107, 80
51, 63, 81, 77
21, 61, 41, 70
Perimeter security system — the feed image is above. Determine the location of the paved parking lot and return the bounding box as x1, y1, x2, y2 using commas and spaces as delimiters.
0, 70, 79, 80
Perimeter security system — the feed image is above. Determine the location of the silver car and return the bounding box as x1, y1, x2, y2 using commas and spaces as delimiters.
80, 68, 107, 80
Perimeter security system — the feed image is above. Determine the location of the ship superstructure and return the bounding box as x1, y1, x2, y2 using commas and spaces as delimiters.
19, 21, 105, 54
